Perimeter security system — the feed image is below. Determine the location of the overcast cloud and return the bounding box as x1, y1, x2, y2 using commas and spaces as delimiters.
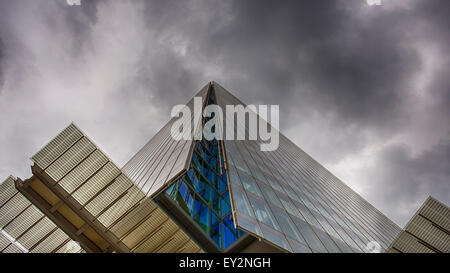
0, 0, 449, 227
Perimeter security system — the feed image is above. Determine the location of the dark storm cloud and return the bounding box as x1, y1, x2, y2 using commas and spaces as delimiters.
191, 0, 422, 130
136, 0, 428, 141
362, 139, 450, 225
0, 0, 448, 226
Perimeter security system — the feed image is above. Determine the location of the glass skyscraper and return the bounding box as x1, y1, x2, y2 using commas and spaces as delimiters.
214, 83, 401, 252
120, 82, 402, 253
1, 81, 415, 253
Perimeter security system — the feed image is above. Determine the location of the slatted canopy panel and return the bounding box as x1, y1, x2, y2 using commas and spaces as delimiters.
27, 123, 203, 253
387, 197, 450, 253
0, 176, 84, 253
1, 123, 203, 253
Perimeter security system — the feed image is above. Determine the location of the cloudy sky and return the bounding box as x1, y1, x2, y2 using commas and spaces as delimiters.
0, 0, 449, 227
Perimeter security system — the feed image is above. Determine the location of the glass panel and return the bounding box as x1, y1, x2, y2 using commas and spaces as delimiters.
232, 154, 250, 174
237, 213, 262, 237
223, 222, 238, 249
265, 175, 285, 194
260, 224, 291, 252
272, 206, 306, 245
259, 183, 283, 209
231, 186, 254, 218
314, 226, 342, 253
237, 170, 263, 198
247, 195, 280, 231
292, 215, 328, 253
276, 191, 302, 218
288, 238, 312, 253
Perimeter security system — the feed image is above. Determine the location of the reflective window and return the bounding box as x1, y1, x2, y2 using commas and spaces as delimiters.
237, 213, 262, 237
288, 238, 312, 253
231, 186, 254, 218
165, 87, 244, 250
247, 195, 280, 231
272, 206, 306, 245
276, 191, 302, 218
260, 224, 291, 252
213, 83, 401, 252
292, 216, 328, 253
237, 170, 263, 197
259, 183, 283, 209
314, 227, 341, 253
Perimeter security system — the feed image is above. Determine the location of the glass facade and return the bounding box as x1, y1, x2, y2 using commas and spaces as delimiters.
166, 138, 245, 249
213, 83, 402, 253
109, 81, 402, 253
166, 86, 244, 250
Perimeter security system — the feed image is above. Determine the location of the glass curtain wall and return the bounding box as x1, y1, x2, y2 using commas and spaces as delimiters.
213, 82, 401, 253
165, 86, 244, 250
